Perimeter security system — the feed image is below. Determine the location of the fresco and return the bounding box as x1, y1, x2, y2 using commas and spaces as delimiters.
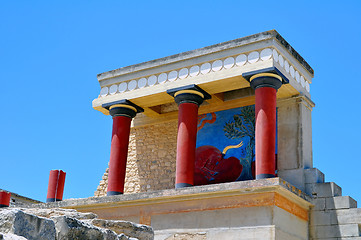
194, 105, 277, 186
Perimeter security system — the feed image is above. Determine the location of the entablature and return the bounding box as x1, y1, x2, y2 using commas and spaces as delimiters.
92, 30, 314, 127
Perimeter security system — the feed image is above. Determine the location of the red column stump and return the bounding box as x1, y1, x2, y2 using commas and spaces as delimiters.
0, 191, 11, 208
46, 170, 66, 202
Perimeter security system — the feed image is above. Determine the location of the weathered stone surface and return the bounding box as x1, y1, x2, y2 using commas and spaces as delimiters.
52, 216, 121, 240
0, 209, 56, 240
22, 208, 97, 220
90, 219, 153, 240
310, 224, 360, 238
0, 232, 27, 240
305, 182, 342, 197
165, 233, 206, 240
0, 208, 153, 240
325, 196, 357, 210
304, 168, 325, 184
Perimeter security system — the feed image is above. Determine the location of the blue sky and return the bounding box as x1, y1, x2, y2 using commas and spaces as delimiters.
0, 1, 360, 202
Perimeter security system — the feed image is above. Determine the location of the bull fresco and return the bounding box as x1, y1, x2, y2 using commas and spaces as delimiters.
194, 105, 257, 186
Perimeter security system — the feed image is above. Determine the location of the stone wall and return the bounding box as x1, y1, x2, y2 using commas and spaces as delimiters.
95, 120, 178, 196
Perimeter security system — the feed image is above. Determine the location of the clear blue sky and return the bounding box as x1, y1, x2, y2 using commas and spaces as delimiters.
1, 1, 360, 202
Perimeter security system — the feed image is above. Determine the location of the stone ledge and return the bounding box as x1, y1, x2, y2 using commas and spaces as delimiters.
32, 178, 311, 209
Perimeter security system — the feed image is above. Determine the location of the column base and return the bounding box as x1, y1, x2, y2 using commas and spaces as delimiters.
107, 191, 123, 196
0, 204, 9, 208
46, 198, 62, 203
256, 174, 276, 179
175, 183, 193, 188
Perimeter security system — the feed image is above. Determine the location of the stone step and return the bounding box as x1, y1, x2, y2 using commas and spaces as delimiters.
312, 208, 361, 226
337, 208, 361, 225
311, 209, 338, 226
304, 168, 325, 184
311, 197, 327, 211
326, 196, 358, 210
306, 182, 342, 198
310, 224, 360, 239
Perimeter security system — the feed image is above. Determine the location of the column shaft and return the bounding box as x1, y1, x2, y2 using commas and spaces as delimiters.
255, 87, 277, 179
107, 115, 132, 195
0, 191, 11, 208
176, 102, 199, 188
46, 170, 66, 202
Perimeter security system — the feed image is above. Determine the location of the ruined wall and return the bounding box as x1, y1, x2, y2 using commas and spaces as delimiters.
95, 120, 177, 196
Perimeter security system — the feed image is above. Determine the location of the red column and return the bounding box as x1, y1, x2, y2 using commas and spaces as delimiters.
0, 191, 11, 208
107, 115, 132, 195
167, 86, 210, 188
255, 87, 277, 178
46, 170, 66, 202
105, 102, 143, 196
176, 102, 199, 188
250, 73, 282, 179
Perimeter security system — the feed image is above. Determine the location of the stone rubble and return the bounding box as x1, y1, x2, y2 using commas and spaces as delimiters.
0, 208, 154, 240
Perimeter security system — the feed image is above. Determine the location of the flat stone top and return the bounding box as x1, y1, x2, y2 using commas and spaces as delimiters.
33, 178, 312, 209
97, 30, 314, 81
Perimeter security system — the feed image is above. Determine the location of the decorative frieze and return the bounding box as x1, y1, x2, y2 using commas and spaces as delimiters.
98, 48, 311, 100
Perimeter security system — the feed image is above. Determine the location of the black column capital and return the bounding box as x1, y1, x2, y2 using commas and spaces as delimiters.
102, 99, 144, 118
242, 67, 288, 91
167, 84, 211, 106
250, 73, 283, 90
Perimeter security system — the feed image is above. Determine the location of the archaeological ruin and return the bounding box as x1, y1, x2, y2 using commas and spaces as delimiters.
1, 30, 361, 240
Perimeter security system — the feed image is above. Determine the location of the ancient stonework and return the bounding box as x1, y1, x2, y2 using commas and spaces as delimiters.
0, 208, 154, 240
95, 120, 177, 197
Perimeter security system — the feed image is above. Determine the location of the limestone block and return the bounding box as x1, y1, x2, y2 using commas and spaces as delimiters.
0, 207, 152, 240
277, 99, 301, 170
277, 168, 305, 191
206, 227, 276, 240
312, 207, 361, 227
22, 208, 97, 220
310, 210, 338, 226
310, 198, 326, 211
310, 224, 360, 238
277, 97, 314, 171
155, 226, 277, 240
90, 219, 154, 240
0, 232, 27, 240
304, 168, 325, 184
164, 233, 206, 240
326, 196, 357, 210
337, 238, 361, 240
336, 208, 361, 224
273, 206, 308, 240
0, 209, 56, 240
52, 216, 120, 240
305, 182, 342, 197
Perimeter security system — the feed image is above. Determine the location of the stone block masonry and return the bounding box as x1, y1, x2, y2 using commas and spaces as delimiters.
306, 168, 361, 239
95, 120, 178, 197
